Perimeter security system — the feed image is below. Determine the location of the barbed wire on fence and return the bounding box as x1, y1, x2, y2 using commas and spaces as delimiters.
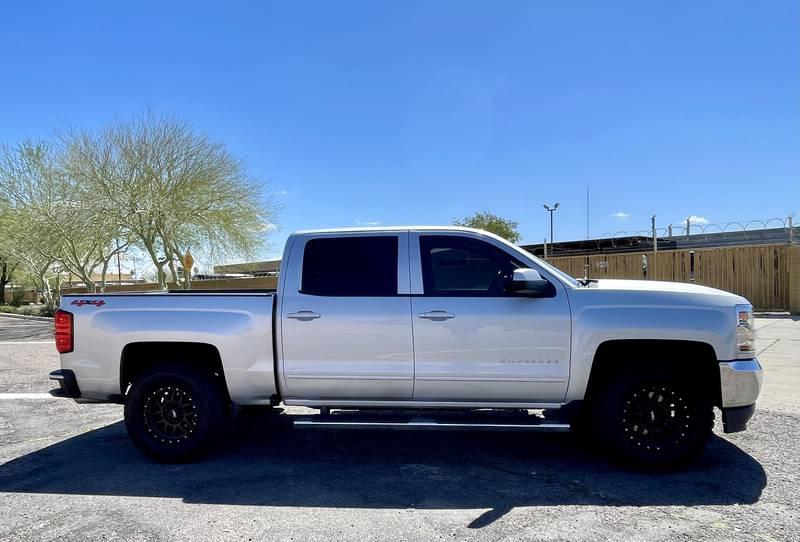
598, 215, 797, 240
534, 215, 798, 257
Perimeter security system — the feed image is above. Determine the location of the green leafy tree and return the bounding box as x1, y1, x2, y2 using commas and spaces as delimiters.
454, 211, 522, 244
0, 256, 16, 305
62, 112, 278, 289
0, 202, 18, 304
0, 112, 278, 295
0, 141, 126, 294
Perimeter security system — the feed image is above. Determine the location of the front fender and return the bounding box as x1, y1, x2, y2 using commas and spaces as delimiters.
565, 304, 736, 401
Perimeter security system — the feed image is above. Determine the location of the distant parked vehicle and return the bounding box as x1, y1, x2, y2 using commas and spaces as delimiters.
50, 226, 761, 468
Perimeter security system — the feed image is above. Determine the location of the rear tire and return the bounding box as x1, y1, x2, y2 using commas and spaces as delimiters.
589, 368, 713, 469
124, 363, 228, 462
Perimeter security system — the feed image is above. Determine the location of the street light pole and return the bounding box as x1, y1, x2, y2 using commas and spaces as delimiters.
543, 202, 560, 249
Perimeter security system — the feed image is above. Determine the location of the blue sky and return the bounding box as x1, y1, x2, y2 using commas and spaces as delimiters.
1, 1, 798, 260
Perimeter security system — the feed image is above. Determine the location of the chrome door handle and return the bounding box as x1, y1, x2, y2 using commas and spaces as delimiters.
418, 310, 455, 321
286, 310, 321, 321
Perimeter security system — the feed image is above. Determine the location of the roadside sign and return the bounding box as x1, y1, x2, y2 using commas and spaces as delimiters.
183, 251, 194, 271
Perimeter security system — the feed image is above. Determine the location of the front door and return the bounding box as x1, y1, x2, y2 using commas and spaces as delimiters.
280, 233, 414, 400
410, 233, 571, 402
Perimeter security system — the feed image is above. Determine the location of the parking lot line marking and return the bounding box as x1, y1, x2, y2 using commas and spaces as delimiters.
0, 341, 54, 345
757, 338, 780, 356
0, 393, 57, 400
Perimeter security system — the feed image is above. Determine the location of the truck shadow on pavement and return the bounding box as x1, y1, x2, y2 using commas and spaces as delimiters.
0, 412, 766, 528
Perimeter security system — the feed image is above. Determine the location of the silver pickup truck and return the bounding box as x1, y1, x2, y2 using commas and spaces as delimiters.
50, 226, 762, 468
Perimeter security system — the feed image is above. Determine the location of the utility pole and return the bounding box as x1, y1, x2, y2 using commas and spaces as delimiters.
686, 217, 691, 236
652, 215, 658, 280
543, 238, 548, 260
586, 186, 590, 239
543, 203, 560, 252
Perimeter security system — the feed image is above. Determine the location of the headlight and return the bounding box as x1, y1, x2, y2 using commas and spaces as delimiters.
735, 304, 756, 358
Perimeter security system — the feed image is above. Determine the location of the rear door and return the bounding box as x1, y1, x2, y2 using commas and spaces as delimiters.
279, 232, 414, 400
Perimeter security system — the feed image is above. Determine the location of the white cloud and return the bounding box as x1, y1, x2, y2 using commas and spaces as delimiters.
355, 219, 381, 226
687, 215, 709, 225
275, 190, 288, 196
610, 212, 630, 220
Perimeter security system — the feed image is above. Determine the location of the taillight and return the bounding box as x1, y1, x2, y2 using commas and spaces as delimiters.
54, 309, 74, 354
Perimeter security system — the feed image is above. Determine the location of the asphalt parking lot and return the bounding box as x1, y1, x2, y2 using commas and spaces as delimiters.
0, 314, 798, 541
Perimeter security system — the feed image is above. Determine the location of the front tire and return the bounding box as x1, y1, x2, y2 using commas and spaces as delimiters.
124, 363, 228, 462
589, 369, 714, 469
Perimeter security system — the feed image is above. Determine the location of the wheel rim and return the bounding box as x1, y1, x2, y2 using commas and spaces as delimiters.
143, 385, 198, 444
622, 384, 691, 452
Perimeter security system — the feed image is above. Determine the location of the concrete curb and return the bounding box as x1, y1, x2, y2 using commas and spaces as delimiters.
0, 312, 53, 322
754, 312, 793, 319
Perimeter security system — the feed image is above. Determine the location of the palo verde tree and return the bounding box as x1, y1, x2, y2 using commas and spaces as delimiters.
0, 256, 15, 305
62, 112, 276, 289
0, 141, 127, 294
454, 211, 522, 244
0, 203, 18, 304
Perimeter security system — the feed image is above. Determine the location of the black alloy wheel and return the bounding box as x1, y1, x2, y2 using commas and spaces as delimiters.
143, 385, 199, 444
124, 363, 228, 462
590, 369, 714, 469
621, 384, 692, 454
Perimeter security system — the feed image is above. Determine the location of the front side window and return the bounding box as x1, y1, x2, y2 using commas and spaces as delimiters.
420, 235, 525, 296
302, 236, 398, 296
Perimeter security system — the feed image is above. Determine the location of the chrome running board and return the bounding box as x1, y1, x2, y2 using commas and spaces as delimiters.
292, 409, 571, 432
293, 419, 570, 432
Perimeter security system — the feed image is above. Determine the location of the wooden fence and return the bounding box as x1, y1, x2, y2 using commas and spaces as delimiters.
549, 244, 792, 311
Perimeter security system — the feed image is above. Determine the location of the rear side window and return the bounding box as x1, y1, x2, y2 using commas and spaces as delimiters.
302, 236, 398, 296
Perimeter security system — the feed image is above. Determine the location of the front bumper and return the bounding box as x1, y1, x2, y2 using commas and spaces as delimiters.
718, 358, 762, 433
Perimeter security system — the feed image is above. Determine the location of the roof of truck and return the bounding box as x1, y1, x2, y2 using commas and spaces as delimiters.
291, 225, 486, 235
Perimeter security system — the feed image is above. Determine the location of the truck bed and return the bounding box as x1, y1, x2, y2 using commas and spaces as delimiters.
59, 292, 277, 404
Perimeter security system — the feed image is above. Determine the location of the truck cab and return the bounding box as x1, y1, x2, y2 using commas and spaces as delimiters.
277, 228, 572, 406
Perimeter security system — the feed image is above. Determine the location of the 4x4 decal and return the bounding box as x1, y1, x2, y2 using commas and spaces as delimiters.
70, 299, 106, 307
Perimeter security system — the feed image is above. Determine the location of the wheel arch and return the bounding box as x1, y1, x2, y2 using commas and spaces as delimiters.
120, 342, 231, 403
585, 339, 721, 408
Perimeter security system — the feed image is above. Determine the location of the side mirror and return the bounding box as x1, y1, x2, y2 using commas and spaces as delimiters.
508, 268, 552, 297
